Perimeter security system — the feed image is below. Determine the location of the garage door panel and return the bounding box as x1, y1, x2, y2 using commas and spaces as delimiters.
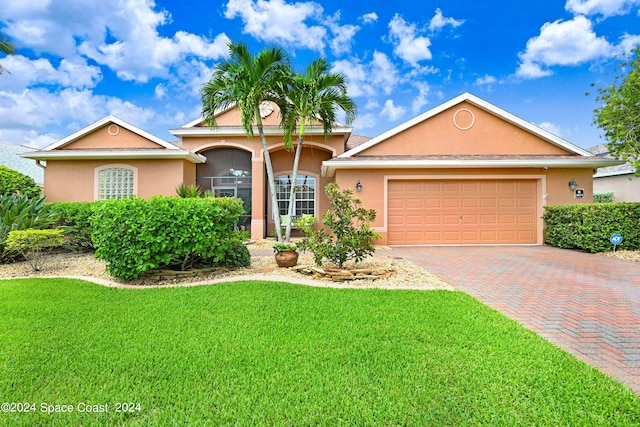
388, 179, 537, 245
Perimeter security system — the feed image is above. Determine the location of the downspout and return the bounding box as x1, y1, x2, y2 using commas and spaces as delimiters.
35, 160, 46, 169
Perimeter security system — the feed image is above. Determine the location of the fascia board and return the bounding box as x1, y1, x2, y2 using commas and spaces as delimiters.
20, 150, 206, 164
321, 158, 625, 177
45, 116, 177, 151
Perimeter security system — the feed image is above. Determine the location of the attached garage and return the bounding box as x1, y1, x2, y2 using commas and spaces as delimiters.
387, 179, 538, 245
322, 93, 621, 246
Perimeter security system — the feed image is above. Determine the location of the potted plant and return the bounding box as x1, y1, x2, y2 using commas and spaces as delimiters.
273, 242, 298, 267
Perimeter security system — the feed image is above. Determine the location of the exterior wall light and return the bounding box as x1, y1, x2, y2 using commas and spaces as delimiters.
568, 179, 578, 190
356, 180, 363, 192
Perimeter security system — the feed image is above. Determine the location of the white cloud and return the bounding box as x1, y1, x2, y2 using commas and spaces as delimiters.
380, 99, 406, 121
0, 87, 157, 147
516, 16, 612, 78
225, 0, 326, 52
411, 82, 431, 114
331, 51, 399, 98
2, 0, 230, 83
475, 74, 497, 86
360, 12, 378, 24
617, 33, 640, 54
536, 121, 563, 137
352, 112, 377, 130
565, 0, 640, 17
388, 14, 432, 66
325, 12, 360, 55
0, 55, 102, 91
428, 8, 465, 32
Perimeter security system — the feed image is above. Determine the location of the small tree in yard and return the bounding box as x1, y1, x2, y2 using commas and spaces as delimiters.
6, 229, 64, 271
592, 46, 640, 175
296, 183, 380, 268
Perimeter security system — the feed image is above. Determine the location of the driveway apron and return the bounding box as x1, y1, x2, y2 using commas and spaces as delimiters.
390, 245, 640, 394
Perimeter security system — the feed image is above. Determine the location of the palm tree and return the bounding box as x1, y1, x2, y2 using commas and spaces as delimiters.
201, 41, 291, 242
279, 58, 356, 242
0, 32, 15, 75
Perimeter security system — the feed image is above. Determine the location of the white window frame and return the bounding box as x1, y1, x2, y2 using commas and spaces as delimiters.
94, 164, 138, 200
274, 173, 317, 219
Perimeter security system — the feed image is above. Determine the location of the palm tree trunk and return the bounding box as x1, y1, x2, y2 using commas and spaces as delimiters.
256, 111, 283, 242
285, 134, 305, 242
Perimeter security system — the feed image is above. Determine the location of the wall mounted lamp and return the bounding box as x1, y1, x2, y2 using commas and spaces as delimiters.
568, 179, 578, 191
355, 180, 363, 192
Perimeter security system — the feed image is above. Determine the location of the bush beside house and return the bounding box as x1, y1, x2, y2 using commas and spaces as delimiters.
91, 196, 247, 280
0, 165, 41, 197
48, 201, 99, 251
543, 203, 640, 252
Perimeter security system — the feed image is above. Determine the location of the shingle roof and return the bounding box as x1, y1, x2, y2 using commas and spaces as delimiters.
0, 141, 44, 186
588, 144, 636, 176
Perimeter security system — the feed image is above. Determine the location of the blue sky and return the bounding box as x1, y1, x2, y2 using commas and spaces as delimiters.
0, 0, 639, 149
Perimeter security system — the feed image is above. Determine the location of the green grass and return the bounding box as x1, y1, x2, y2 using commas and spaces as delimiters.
0, 279, 638, 426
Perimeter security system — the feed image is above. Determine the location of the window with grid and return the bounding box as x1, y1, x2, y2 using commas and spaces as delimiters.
98, 167, 134, 200
275, 175, 316, 217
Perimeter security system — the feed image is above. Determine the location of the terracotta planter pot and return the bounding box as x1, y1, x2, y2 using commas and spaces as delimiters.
275, 249, 299, 267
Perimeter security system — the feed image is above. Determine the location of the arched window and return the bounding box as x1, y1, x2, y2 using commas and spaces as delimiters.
96, 166, 136, 200
275, 174, 316, 217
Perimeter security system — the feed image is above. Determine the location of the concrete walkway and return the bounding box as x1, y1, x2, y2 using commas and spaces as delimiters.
390, 245, 640, 394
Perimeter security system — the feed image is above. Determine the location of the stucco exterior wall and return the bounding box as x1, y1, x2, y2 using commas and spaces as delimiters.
334, 167, 594, 244
62, 125, 161, 150
593, 174, 640, 202
43, 159, 187, 202
360, 101, 570, 156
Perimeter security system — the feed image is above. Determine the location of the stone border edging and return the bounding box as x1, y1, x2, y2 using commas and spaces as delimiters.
2, 274, 451, 291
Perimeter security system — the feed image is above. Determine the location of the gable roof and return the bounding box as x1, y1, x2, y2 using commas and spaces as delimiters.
44, 115, 179, 151
23, 116, 206, 164
171, 103, 352, 138
339, 92, 593, 158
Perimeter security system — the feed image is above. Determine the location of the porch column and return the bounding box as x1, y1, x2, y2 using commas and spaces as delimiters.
251, 157, 265, 239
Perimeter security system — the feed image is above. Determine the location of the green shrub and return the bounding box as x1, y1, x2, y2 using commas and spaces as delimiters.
593, 192, 615, 203
0, 165, 41, 197
6, 229, 64, 271
220, 238, 251, 268
176, 183, 203, 198
296, 183, 381, 268
49, 201, 99, 251
543, 203, 640, 252
1, 194, 60, 260
91, 196, 245, 280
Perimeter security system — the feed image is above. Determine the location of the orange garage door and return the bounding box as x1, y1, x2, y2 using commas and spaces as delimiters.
388, 179, 537, 245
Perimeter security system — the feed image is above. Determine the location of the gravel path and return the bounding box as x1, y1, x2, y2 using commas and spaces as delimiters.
0, 250, 454, 290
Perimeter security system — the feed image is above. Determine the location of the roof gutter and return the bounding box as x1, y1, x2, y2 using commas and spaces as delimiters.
20, 150, 207, 164
321, 158, 625, 177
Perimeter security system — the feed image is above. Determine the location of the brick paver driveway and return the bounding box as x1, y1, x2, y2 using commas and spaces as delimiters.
390, 245, 640, 394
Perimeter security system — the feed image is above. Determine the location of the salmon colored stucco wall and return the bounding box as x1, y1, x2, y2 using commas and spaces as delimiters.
178, 131, 347, 238
43, 159, 188, 202
334, 167, 594, 244
266, 146, 334, 235
62, 125, 161, 150
359, 102, 570, 156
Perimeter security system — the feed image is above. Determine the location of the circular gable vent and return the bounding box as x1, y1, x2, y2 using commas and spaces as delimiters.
453, 108, 475, 131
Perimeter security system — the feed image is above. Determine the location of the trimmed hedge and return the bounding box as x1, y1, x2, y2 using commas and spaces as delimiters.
543, 203, 640, 252
594, 192, 615, 203
91, 196, 245, 280
48, 201, 99, 251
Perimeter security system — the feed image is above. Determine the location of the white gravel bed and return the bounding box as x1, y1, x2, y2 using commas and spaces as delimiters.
0, 251, 454, 290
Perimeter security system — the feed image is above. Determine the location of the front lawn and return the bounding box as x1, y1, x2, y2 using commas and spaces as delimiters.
1, 279, 638, 426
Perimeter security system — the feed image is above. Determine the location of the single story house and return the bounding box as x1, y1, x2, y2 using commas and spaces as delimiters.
22, 93, 622, 245
588, 144, 639, 202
